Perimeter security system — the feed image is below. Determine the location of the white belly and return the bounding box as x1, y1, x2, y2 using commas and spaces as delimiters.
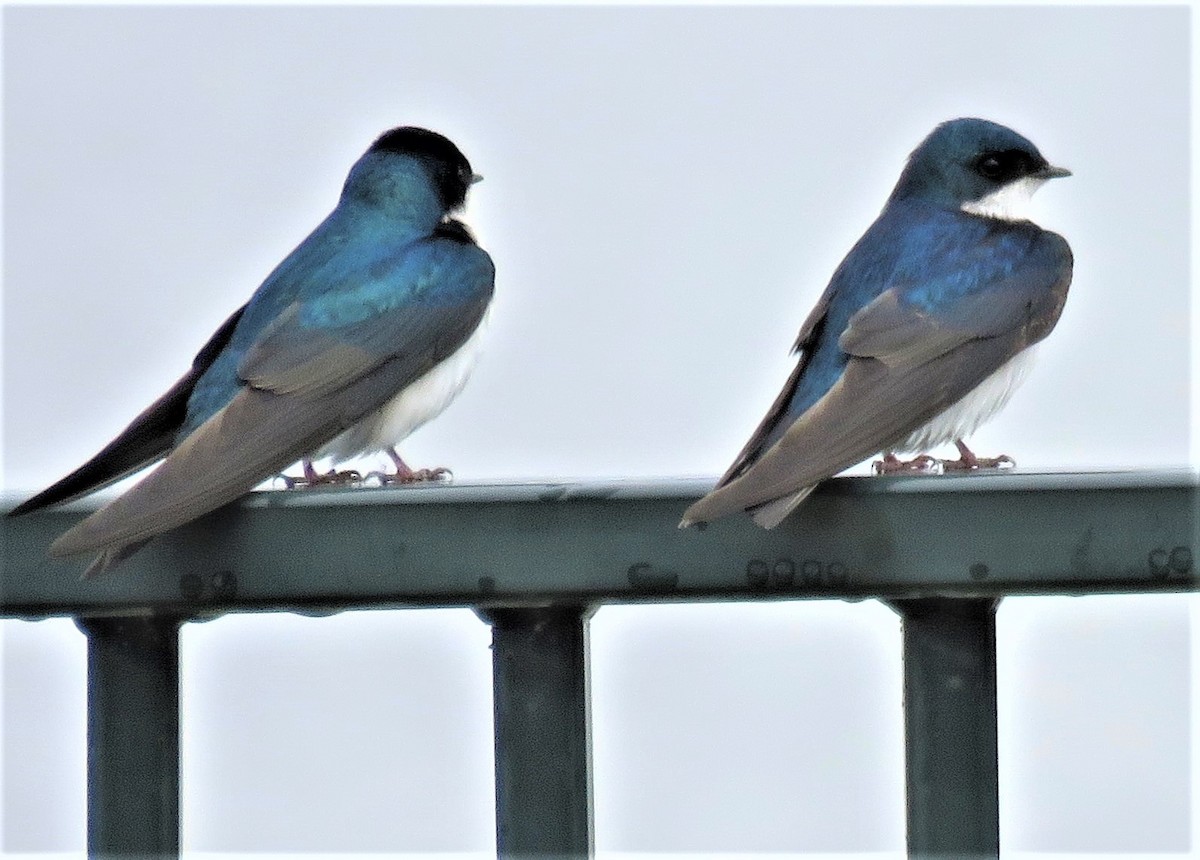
895, 346, 1037, 453
316, 310, 489, 462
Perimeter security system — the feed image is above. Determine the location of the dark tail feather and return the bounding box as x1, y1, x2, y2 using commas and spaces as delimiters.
7, 372, 199, 516
8, 304, 248, 517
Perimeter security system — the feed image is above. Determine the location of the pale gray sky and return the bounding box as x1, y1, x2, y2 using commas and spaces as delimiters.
2, 4, 1195, 855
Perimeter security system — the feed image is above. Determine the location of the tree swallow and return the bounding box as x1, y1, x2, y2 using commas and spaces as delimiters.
10, 126, 495, 575
681, 118, 1072, 529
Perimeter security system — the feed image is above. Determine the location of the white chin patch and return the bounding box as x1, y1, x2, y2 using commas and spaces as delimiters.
961, 177, 1047, 222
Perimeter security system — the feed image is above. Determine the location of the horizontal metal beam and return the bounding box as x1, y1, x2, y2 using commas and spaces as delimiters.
1, 470, 1196, 617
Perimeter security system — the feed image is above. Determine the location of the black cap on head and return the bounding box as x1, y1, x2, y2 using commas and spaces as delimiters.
368, 126, 475, 210
889, 117, 1065, 207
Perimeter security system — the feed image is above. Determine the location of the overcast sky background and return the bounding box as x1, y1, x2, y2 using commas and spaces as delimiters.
1, 3, 1196, 857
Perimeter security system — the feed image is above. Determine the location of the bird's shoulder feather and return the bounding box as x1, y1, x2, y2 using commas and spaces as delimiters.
236, 229, 493, 399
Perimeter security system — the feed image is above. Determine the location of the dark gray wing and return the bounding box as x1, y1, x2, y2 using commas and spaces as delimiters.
7, 304, 247, 516
51, 237, 493, 572
681, 232, 1071, 527
709, 282, 837, 489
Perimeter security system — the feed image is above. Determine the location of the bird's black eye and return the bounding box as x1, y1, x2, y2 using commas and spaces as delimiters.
977, 155, 1004, 178
974, 149, 1035, 183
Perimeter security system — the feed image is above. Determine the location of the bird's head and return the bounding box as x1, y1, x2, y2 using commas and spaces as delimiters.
889, 117, 1070, 220
342, 126, 481, 216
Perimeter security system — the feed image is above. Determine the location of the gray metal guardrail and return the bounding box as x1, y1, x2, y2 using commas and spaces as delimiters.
3, 469, 1197, 859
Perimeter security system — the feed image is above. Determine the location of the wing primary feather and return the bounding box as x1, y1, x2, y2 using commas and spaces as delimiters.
681, 334, 1022, 525
750, 486, 816, 528
715, 308, 832, 489
7, 305, 247, 517
51, 292, 493, 568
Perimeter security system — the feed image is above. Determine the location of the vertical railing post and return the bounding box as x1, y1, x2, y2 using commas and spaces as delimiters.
77, 614, 182, 859
479, 605, 595, 859
890, 597, 999, 859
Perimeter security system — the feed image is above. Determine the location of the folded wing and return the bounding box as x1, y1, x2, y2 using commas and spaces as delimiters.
7, 305, 247, 517
52, 234, 494, 572
681, 228, 1070, 527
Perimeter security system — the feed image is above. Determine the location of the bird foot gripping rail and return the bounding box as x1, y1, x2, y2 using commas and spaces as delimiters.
2, 470, 1197, 858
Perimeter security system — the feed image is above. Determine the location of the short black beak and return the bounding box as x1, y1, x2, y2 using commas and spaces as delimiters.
1038, 164, 1072, 179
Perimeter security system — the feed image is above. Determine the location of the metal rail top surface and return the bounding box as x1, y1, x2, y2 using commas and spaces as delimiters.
2, 469, 1196, 618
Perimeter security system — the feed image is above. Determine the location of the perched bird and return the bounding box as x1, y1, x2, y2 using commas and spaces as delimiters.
681, 118, 1072, 529
10, 126, 495, 575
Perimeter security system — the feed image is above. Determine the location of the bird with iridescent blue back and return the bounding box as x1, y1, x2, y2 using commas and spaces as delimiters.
10, 127, 495, 575
681, 118, 1072, 528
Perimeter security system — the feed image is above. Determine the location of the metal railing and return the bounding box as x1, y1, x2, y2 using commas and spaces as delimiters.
2, 469, 1197, 858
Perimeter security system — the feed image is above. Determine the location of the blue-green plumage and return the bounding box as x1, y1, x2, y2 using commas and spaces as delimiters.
683, 118, 1073, 528
758, 204, 1069, 455
11, 127, 494, 574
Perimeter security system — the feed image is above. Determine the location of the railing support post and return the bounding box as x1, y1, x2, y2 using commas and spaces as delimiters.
890, 597, 999, 859
77, 614, 182, 859
479, 605, 595, 859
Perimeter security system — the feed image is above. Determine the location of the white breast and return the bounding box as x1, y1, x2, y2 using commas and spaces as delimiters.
316, 308, 490, 462
895, 345, 1037, 453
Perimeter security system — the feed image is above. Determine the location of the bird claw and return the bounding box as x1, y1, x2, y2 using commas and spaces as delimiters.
943, 453, 1017, 472
278, 447, 457, 491
874, 445, 1017, 477
872, 453, 944, 475
278, 463, 454, 490
360, 465, 454, 486
386, 466, 453, 485
279, 468, 362, 489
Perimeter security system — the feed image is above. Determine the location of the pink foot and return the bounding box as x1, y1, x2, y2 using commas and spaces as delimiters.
941, 440, 1016, 472
280, 459, 362, 488
381, 449, 452, 485
872, 452, 942, 475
